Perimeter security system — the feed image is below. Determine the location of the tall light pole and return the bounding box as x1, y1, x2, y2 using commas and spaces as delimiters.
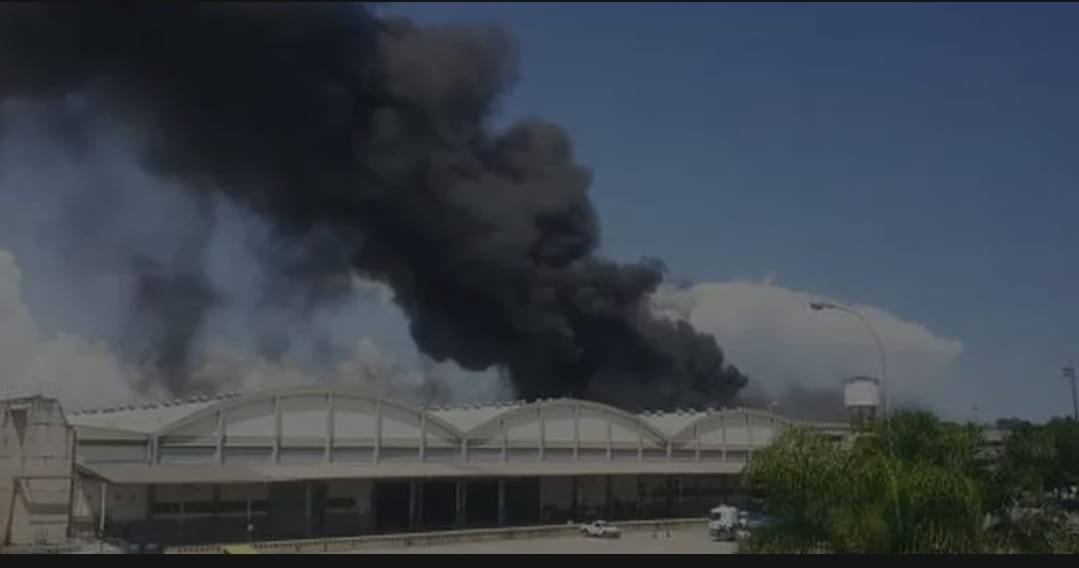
1062, 365, 1078, 421
809, 300, 890, 416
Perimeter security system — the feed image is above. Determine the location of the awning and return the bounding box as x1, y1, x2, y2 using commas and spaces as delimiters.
79, 460, 745, 485
78, 463, 271, 484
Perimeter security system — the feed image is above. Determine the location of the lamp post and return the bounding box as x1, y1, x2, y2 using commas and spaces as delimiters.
1062, 365, 1078, 421
809, 300, 890, 416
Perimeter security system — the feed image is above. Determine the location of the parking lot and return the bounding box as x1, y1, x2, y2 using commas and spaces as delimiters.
342, 527, 738, 554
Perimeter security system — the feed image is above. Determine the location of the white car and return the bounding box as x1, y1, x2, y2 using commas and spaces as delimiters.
579, 520, 622, 538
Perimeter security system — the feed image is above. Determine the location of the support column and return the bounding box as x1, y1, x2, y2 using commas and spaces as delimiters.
571, 477, 579, 521
98, 481, 107, 537
604, 475, 613, 519
246, 494, 253, 542
454, 480, 465, 526
665, 475, 673, 518
630, 477, 638, 520
408, 480, 417, 531
497, 479, 506, 526
416, 481, 425, 530
370, 483, 378, 534
147, 485, 156, 522
305, 481, 313, 538
537, 478, 545, 524
178, 486, 186, 544
694, 476, 702, 515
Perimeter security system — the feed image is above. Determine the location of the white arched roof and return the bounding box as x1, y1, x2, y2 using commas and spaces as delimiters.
70, 385, 806, 453
69, 387, 858, 481
669, 407, 795, 447
155, 385, 465, 441
465, 398, 672, 446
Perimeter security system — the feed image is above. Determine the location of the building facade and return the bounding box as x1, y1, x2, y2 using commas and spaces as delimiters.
0, 396, 76, 547
62, 385, 853, 546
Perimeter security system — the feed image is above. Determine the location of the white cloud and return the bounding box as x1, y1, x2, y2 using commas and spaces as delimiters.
651, 278, 967, 416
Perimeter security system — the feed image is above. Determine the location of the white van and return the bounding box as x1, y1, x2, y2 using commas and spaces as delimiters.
708, 504, 738, 541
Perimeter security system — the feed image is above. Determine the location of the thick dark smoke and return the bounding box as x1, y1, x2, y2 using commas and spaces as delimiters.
0, 3, 747, 409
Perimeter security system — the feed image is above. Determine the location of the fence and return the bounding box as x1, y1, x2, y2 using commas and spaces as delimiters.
166, 517, 708, 554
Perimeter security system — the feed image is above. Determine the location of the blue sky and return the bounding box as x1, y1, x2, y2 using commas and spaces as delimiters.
381, 3, 1079, 421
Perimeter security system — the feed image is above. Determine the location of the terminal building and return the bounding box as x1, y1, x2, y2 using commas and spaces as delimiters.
5, 385, 859, 547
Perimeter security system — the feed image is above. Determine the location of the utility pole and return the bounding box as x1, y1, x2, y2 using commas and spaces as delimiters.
1062, 366, 1078, 421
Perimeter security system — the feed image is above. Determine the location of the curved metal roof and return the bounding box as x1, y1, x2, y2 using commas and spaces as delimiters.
67, 385, 802, 446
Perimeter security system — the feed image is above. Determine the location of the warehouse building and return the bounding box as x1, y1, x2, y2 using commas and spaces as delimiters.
59, 385, 854, 546
2, 385, 856, 547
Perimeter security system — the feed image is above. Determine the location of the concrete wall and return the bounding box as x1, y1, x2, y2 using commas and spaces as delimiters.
0, 396, 74, 546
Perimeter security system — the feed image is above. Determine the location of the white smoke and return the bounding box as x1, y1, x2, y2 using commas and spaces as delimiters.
652, 278, 967, 417
0, 249, 146, 406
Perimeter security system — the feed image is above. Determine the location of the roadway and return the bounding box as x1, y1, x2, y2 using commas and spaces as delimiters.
340, 527, 738, 554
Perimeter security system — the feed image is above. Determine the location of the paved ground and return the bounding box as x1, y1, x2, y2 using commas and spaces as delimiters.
343, 528, 737, 554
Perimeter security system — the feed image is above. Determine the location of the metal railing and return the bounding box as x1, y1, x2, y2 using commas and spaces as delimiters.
165, 517, 708, 554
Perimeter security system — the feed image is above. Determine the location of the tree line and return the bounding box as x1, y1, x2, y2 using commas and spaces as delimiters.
741, 411, 1079, 553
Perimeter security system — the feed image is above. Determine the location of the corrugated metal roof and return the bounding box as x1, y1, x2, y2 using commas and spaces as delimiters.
67, 393, 241, 434
64, 387, 787, 441
427, 401, 524, 432
639, 410, 709, 437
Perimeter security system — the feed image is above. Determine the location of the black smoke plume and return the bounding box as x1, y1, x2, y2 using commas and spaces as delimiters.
0, 3, 747, 409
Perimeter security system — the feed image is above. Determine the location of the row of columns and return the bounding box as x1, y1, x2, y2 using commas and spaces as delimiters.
403, 479, 504, 529
99, 474, 728, 545
398, 476, 639, 529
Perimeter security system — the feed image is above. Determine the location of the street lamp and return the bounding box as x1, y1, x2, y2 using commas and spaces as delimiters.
1062, 365, 1078, 421
809, 300, 890, 416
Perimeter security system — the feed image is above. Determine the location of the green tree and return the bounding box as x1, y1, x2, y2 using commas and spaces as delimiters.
985, 419, 1056, 515
745, 412, 987, 553
1044, 418, 1079, 495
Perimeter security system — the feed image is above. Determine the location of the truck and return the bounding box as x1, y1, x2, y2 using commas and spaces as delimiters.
708, 505, 739, 542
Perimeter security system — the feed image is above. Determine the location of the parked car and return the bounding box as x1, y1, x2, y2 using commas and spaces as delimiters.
580, 520, 622, 539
